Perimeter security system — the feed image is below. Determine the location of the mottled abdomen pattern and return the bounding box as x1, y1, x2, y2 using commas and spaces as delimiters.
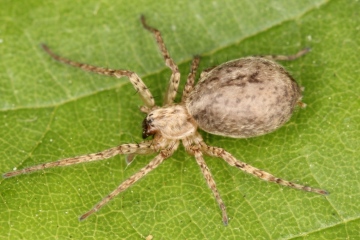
186, 57, 302, 138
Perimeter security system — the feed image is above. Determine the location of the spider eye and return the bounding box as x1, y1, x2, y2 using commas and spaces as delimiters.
142, 117, 156, 139
142, 118, 149, 139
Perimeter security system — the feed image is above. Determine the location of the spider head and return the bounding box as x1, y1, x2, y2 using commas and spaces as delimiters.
142, 105, 197, 140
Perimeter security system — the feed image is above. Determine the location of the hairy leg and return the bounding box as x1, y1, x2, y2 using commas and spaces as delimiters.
201, 143, 328, 195
193, 150, 228, 225
42, 44, 155, 108
3, 142, 155, 178
141, 16, 180, 105
258, 47, 310, 61
182, 56, 200, 102
80, 141, 179, 220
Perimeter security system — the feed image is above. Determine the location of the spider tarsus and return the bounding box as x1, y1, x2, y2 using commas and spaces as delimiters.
299, 184, 328, 195
313, 188, 329, 195
2, 172, 12, 178
222, 213, 229, 226
41, 43, 51, 54
296, 47, 311, 58
140, 15, 150, 29
41, 43, 61, 60
321, 190, 329, 195
303, 47, 312, 53
79, 210, 95, 221
3, 170, 22, 178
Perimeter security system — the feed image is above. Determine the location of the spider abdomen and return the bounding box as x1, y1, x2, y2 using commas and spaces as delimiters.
186, 57, 302, 138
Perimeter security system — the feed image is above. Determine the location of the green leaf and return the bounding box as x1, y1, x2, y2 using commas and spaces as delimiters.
1, 0, 359, 239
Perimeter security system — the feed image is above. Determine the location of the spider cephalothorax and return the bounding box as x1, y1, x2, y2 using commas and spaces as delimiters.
3, 16, 327, 225
143, 105, 197, 140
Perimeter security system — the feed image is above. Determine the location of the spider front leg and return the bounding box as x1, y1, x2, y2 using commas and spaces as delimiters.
80, 140, 179, 220
201, 143, 328, 195
3, 140, 178, 220
3, 142, 156, 178
141, 16, 180, 105
41, 44, 155, 108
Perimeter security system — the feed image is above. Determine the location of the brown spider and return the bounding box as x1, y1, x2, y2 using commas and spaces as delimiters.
3, 16, 327, 225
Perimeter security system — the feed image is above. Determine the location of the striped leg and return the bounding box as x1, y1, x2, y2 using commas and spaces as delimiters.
141, 16, 180, 105
42, 44, 155, 108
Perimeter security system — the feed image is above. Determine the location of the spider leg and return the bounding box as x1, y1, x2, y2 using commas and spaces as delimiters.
3, 142, 156, 178
140, 16, 180, 105
201, 143, 328, 195
181, 56, 200, 102
41, 44, 155, 108
257, 47, 310, 61
79, 141, 179, 220
193, 150, 228, 226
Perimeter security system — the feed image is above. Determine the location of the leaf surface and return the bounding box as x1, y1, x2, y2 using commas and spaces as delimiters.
0, 0, 359, 239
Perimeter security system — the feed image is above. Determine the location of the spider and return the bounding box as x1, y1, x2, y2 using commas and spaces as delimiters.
3, 16, 327, 225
